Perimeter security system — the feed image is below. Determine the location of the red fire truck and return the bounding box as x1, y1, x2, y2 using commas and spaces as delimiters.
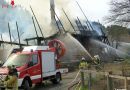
0, 39, 68, 90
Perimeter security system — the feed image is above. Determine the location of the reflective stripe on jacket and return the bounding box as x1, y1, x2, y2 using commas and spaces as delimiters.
79, 61, 88, 69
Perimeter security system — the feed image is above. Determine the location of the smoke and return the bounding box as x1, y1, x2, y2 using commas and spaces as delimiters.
14, 0, 86, 34
14, 0, 65, 37
0, 0, 125, 63
1, 0, 106, 39
90, 39, 129, 61
0, 0, 57, 42
56, 0, 86, 32
56, 33, 92, 62
91, 22, 103, 36
0, 0, 37, 42
0, 0, 91, 40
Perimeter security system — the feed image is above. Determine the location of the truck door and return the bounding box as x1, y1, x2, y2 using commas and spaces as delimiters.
27, 54, 41, 83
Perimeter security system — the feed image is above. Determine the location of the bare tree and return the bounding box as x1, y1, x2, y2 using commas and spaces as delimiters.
106, 25, 129, 48
106, 0, 130, 26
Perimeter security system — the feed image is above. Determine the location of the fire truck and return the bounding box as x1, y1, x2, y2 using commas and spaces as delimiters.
0, 39, 68, 90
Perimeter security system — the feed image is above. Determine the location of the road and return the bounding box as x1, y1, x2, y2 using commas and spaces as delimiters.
29, 71, 80, 90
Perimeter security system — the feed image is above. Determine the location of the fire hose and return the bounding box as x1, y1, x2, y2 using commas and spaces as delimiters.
51, 70, 81, 90
74, 80, 81, 90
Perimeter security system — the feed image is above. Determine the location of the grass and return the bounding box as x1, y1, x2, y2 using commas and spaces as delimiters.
75, 81, 89, 90
79, 85, 88, 90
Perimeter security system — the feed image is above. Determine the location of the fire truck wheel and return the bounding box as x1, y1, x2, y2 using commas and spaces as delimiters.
23, 80, 30, 90
51, 73, 61, 84
1, 88, 5, 90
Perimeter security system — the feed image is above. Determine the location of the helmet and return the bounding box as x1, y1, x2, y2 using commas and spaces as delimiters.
81, 57, 85, 61
94, 55, 99, 59
7, 65, 18, 76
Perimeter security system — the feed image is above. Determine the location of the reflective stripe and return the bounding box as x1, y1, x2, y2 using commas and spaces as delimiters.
18, 78, 23, 87
79, 62, 88, 69
30, 75, 41, 80
80, 62, 87, 67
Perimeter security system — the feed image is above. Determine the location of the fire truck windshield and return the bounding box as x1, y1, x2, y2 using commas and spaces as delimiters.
3, 54, 29, 67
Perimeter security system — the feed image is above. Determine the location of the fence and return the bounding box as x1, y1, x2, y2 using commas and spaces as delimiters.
80, 70, 130, 90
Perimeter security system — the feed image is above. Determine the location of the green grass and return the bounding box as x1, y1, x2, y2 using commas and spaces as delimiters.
74, 84, 88, 90
79, 85, 88, 90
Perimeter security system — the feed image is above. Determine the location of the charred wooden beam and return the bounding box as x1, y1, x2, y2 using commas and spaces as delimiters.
16, 22, 22, 49
8, 22, 12, 45
50, 6, 66, 33
0, 40, 28, 46
62, 8, 76, 33
0, 34, 4, 48
76, 1, 94, 31
32, 17, 39, 38
30, 6, 44, 38
54, 14, 61, 33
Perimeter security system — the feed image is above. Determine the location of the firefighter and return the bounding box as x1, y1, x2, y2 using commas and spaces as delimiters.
93, 55, 102, 70
79, 57, 89, 69
93, 55, 101, 65
4, 66, 18, 90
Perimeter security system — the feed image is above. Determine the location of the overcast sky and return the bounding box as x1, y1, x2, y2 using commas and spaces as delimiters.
78, 0, 110, 24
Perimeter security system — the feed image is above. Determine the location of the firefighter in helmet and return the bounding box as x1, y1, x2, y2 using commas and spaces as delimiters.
4, 65, 18, 90
93, 55, 102, 70
93, 55, 101, 65
79, 57, 89, 69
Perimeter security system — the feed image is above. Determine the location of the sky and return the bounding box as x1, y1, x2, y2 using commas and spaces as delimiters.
77, 0, 110, 23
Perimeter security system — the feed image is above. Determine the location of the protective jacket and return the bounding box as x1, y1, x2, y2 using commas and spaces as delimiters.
79, 61, 88, 69
4, 75, 18, 90
93, 57, 101, 65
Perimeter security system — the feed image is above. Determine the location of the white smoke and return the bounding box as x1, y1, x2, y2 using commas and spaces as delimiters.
0, 0, 91, 40
13, 0, 86, 34
0, 0, 36, 42
0, 0, 104, 47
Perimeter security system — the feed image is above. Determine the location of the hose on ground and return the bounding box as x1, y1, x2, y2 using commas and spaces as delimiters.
51, 70, 81, 90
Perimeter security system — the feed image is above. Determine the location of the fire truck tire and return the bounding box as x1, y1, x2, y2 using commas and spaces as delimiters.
23, 80, 30, 90
51, 73, 61, 84
1, 88, 5, 90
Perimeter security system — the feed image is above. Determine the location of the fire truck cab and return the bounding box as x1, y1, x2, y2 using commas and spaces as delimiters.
0, 40, 68, 89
